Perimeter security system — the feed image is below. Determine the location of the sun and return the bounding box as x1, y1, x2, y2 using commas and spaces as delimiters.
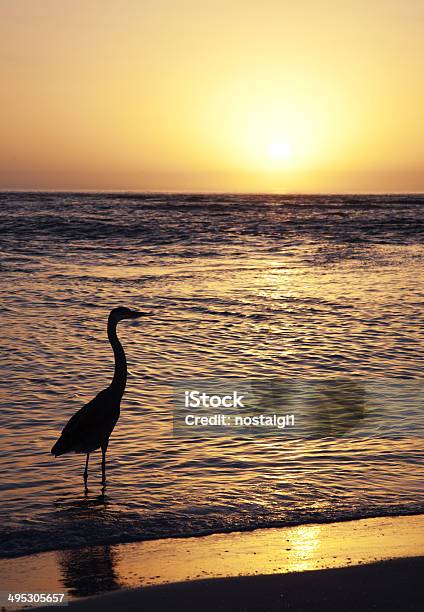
267, 141, 293, 163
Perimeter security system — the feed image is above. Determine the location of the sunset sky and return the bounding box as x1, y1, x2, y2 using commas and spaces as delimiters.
1, 0, 423, 192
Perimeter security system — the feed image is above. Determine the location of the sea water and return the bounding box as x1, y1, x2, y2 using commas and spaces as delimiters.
0, 192, 423, 557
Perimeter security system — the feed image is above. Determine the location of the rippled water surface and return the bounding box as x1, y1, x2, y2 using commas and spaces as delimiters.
0, 192, 423, 557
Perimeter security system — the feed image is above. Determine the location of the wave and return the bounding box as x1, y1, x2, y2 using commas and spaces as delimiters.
1, 503, 423, 559
0, 193, 423, 248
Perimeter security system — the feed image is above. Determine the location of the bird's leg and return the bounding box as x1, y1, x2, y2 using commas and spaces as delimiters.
101, 444, 107, 486
83, 453, 90, 487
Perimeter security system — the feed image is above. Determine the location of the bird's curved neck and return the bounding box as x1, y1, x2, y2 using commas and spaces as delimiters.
107, 317, 127, 396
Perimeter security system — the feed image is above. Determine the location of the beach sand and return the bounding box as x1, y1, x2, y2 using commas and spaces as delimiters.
60, 556, 424, 611
1, 514, 423, 611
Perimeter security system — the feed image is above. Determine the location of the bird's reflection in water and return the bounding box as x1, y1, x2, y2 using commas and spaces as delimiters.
58, 545, 120, 597
53, 492, 119, 598
53, 489, 111, 514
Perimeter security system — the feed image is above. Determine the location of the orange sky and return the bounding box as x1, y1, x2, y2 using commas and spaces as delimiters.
0, 0, 423, 192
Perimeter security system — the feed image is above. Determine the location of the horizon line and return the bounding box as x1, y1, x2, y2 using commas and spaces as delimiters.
1, 188, 424, 196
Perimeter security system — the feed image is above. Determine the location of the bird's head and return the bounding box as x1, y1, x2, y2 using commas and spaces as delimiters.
109, 306, 149, 322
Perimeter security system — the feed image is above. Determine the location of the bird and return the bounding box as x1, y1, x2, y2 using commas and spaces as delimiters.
51, 306, 148, 489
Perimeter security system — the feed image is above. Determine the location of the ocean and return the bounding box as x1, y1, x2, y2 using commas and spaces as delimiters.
0, 192, 423, 558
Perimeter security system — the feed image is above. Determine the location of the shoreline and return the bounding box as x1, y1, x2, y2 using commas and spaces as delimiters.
2, 508, 423, 560
0, 514, 423, 610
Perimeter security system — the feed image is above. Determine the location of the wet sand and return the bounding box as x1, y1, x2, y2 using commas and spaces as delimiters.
1, 515, 423, 610
61, 556, 424, 611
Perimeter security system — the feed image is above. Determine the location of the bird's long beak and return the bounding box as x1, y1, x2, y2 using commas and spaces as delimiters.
130, 310, 151, 318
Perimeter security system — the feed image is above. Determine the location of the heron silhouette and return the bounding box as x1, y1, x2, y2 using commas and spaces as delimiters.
51, 306, 147, 489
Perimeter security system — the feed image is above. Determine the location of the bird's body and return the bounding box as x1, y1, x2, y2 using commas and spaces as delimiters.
51, 387, 121, 456
51, 306, 146, 488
